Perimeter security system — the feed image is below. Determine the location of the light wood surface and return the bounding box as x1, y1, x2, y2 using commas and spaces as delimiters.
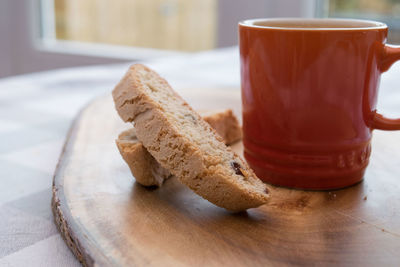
52, 91, 400, 266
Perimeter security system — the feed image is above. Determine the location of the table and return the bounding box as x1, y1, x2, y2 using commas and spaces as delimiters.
1, 47, 400, 266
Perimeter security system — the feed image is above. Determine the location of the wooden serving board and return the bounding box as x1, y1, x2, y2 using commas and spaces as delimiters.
52, 90, 400, 267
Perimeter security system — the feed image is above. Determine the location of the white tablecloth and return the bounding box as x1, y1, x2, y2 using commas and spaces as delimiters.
1, 47, 400, 266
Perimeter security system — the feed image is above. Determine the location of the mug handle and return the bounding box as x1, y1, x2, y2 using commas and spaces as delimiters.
371, 44, 400, 130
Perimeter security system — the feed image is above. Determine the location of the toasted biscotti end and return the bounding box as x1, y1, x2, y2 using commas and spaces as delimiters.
112, 64, 270, 211
116, 109, 242, 188
201, 109, 242, 145
116, 128, 171, 187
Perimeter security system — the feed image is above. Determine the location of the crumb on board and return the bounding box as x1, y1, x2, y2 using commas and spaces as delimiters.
363, 195, 367, 201
327, 192, 337, 199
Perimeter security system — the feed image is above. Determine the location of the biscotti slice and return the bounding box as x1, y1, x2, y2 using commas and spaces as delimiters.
116, 109, 242, 187
116, 128, 171, 187
200, 109, 242, 145
112, 64, 269, 211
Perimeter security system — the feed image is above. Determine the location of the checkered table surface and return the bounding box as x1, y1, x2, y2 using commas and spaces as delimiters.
1, 47, 400, 266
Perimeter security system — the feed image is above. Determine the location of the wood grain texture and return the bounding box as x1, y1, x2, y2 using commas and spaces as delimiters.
52, 90, 400, 266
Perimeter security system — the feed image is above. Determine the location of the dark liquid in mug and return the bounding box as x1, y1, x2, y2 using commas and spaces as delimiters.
253, 19, 384, 29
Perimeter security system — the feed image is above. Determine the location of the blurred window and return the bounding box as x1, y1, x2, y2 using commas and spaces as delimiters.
318, 0, 400, 43
50, 0, 217, 52
1, 0, 318, 77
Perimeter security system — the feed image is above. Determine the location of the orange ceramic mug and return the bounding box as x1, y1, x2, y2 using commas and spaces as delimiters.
239, 18, 400, 190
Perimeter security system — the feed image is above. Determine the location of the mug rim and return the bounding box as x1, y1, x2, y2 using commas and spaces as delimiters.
239, 18, 387, 31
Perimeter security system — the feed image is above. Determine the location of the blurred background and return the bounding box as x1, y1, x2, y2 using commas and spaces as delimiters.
1, 0, 400, 78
